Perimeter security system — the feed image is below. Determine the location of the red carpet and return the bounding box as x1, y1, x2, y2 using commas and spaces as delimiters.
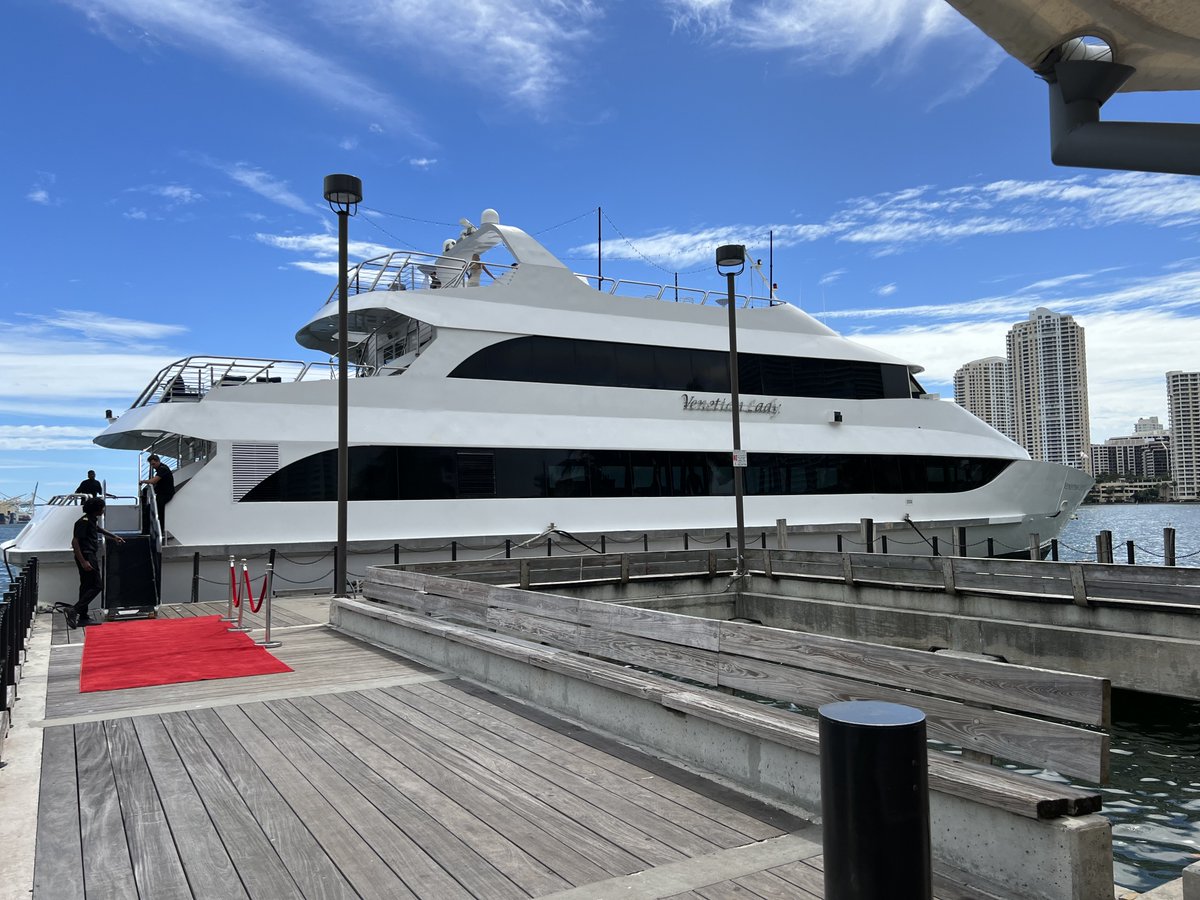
80, 615, 292, 693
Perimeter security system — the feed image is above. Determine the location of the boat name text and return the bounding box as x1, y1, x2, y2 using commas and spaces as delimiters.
682, 394, 782, 417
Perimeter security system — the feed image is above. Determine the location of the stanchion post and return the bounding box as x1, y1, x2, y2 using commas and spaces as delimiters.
1164, 527, 1176, 566
190, 552, 200, 604
220, 555, 236, 622
1029, 532, 1041, 561
257, 562, 281, 649
820, 700, 931, 900
229, 558, 252, 633
1126, 540, 1136, 565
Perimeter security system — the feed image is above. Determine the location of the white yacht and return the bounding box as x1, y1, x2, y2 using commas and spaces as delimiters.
5, 209, 1092, 604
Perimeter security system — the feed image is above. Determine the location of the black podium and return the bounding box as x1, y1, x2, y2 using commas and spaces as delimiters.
103, 533, 160, 620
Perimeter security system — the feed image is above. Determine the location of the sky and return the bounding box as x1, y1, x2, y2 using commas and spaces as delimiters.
3, 0, 1200, 504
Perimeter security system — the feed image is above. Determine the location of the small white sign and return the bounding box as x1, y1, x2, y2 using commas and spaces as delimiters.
732, 449, 748, 468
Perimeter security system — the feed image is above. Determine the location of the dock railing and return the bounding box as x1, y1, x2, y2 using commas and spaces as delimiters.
391, 545, 1200, 611
1, 557, 38, 762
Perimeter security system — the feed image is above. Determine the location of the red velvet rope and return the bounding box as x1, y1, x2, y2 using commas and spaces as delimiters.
248, 571, 268, 614
242, 567, 256, 613
229, 563, 241, 608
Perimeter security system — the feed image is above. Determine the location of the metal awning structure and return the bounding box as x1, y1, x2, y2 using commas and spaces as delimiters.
945, 0, 1200, 92
945, 1, 1200, 175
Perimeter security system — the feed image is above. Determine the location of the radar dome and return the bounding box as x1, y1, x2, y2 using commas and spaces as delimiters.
480, 208, 500, 225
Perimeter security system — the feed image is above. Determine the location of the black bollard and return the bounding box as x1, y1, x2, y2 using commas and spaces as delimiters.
820, 700, 931, 900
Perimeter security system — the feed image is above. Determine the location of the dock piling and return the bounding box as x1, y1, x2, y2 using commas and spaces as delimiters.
820, 700, 931, 899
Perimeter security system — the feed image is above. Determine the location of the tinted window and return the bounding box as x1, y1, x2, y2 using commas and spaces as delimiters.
240, 446, 1011, 501
449, 336, 909, 400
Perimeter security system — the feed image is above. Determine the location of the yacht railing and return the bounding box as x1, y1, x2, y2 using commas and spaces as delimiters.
574, 274, 780, 309
327, 251, 781, 309
132, 356, 375, 408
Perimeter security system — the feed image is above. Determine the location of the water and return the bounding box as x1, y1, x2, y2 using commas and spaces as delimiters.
2, 509, 1199, 890
1057, 502, 1200, 567
1102, 691, 1200, 892
1, 522, 24, 592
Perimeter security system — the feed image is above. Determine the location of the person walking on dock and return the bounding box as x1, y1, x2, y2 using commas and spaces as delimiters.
70, 497, 124, 628
140, 454, 175, 536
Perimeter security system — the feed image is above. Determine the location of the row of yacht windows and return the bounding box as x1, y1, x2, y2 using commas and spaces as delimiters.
239, 447, 1012, 502
448, 336, 916, 400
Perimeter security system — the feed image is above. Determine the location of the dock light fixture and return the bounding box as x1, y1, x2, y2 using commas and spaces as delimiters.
324, 174, 362, 598
716, 243, 748, 576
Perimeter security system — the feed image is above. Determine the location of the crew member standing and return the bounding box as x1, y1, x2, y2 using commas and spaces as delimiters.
70, 497, 124, 628
75, 470, 103, 496
140, 454, 175, 536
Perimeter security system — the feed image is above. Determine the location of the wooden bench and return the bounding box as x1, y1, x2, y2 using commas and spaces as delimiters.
355, 565, 1108, 816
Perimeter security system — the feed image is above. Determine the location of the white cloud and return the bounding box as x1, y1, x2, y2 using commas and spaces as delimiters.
27, 188, 51, 205
149, 184, 203, 204
308, 0, 603, 112
339, 137, 358, 151
577, 171, 1200, 267
875, 283, 898, 297
409, 158, 438, 169
124, 208, 149, 220
0, 425, 102, 452
253, 232, 394, 260
831, 264, 1200, 442
64, 0, 419, 132
202, 160, 312, 215
665, 0, 968, 67
17, 310, 187, 345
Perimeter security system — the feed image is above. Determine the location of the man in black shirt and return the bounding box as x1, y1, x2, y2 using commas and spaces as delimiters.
140, 454, 175, 535
70, 497, 124, 627
75, 470, 109, 497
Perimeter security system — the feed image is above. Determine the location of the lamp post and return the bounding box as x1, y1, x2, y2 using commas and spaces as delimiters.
324, 173, 362, 597
716, 243, 747, 575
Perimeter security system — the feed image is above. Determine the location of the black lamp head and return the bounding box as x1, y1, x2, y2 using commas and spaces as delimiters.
323, 174, 363, 210
716, 243, 746, 273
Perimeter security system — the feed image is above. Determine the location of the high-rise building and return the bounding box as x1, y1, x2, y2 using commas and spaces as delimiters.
1135, 416, 1168, 437
953, 357, 1014, 440
1167, 371, 1200, 501
1006, 308, 1091, 470
1089, 433, 1170, 479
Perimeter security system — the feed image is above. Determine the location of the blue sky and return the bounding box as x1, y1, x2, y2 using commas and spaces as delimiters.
4, 0, 1200, 503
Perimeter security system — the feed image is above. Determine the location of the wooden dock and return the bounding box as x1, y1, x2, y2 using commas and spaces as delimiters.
26, 600, 1000, 899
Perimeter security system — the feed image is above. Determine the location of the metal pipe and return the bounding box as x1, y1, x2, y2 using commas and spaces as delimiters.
726, 269, 746, 575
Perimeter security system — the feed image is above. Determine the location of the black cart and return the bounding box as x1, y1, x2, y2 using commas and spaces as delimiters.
103, 533, 160, 620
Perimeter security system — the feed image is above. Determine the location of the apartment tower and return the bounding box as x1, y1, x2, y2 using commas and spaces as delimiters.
1006, 308, 1091, 470
954, 356, 1014, 440
1167, 371, 1200, 500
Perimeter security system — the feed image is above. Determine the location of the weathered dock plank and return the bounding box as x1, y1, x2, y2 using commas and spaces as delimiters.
418, 679, 772, 846
104, 717, 192, 900
299, 692, 612, 890
131, 714, 250, 900
75, 719, 140, 900
32, 726, 84, 899
157, 712, 308, 900
250, 699, 482, 900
